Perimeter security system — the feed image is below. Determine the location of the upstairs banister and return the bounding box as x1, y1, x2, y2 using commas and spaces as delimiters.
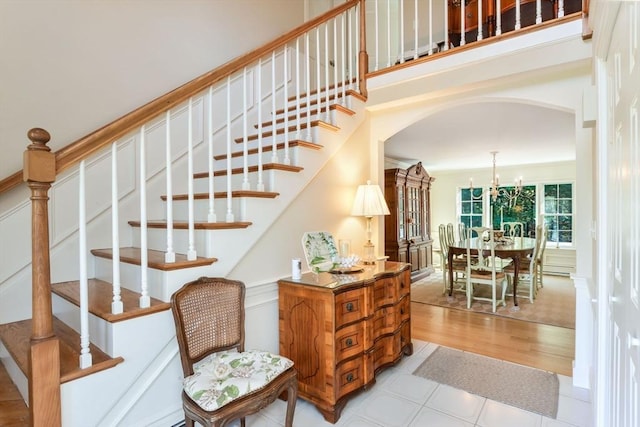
0, 0, 363, 196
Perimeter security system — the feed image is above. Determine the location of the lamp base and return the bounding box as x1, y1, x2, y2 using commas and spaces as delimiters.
362, 241, 376, 265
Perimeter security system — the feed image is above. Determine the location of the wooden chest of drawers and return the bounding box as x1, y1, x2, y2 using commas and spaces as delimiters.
278, 261, 412, 423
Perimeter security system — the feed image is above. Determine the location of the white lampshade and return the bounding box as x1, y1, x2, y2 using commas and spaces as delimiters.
351, 180, 390, 264
351, 180, 390, 218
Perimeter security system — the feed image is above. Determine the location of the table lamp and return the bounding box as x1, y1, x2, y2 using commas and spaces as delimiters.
351, 180, 390, 264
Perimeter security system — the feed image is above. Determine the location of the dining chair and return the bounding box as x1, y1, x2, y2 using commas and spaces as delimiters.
503, 227, 542, 303
535, 225, 549, 290
171, 277, 298, 427
439, 224, 466, 295
458, 222, 468, 240
465, 227, 508, 312
446, 223, 456, 246
501, 221, 525, 239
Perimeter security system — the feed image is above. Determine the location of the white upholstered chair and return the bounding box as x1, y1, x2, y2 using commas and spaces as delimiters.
465, 227, 508, 312
439, 224, 466, 295
503, 226, 543, 303
501, 221, 525, 239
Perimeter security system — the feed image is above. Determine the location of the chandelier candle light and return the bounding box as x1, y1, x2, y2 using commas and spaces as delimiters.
351, 180, 390, 264
469, 151, 523, 202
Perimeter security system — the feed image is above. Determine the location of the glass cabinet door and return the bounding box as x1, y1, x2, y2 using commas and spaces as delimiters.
398, 186, 405, 239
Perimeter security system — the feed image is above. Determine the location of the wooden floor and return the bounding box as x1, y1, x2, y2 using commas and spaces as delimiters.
411, 301, 575, 377
0, 296, 575, 427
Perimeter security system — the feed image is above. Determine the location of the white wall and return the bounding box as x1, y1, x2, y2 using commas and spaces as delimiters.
0, 0, 304, 182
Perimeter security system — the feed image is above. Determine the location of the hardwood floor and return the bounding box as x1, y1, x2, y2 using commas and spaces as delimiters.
411, 301, 575, 377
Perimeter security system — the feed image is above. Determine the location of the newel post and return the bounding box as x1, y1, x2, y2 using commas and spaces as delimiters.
358, 0, 368, 98
23, 128, 61, 427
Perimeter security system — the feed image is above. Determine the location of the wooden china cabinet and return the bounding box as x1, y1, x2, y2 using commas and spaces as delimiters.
384, 162, 435, 282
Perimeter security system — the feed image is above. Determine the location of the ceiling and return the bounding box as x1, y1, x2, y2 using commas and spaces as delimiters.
383, 101, 576, 173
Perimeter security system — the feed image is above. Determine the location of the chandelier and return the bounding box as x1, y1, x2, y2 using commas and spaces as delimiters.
469, 151, 523, 203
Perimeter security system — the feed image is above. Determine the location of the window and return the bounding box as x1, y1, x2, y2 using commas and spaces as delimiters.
460, 188, 483, 229
491, 185, 536, 237
543, 183, 573, 245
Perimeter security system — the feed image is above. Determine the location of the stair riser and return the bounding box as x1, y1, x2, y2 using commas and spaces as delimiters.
129, 226, 213, 257
0, 341, 28, 403
93, 257, 215, 302
164, 195, 278, 223
191, 165, 309, 194
213, 145, 307, 170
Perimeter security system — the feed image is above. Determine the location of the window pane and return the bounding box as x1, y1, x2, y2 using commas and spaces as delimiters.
544, 185, 558, 198
559, 231, 572, 242
471, 216, 483, 227
559, 200, 572, 214
472, 201, 483, 214
461, 202, 471, 214
558, 184, 572, 198
544, 199, 557, 213
545, 216, 557, 230
461, 188, 471, 200
559, 215, 572, 230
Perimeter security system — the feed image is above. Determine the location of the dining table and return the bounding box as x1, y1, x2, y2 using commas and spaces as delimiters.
447, 237, 537, 306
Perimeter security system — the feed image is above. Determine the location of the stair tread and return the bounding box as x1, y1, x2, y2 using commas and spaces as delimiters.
0, 363, 29, 425
257, 103, 355, 128
162, 190, 280, 201
52, 278, 170, 323
194, 163, 303, 179
213, 140, 322, 160
92, 247, 218, 270
0, 317, 124, 384
127, 221, 252, 231
234, 119, 339, 143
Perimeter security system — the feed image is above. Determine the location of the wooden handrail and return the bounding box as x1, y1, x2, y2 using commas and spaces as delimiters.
0, 0, 361, 196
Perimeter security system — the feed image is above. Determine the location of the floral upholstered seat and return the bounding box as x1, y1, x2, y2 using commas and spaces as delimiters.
184, 350, 294, 411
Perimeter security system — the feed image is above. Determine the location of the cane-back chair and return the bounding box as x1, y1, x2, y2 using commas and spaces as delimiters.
171, 277, 298, 427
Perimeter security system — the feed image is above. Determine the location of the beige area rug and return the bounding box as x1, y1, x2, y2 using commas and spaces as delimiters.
411, 270, 575, 329
413, 346, 559, 418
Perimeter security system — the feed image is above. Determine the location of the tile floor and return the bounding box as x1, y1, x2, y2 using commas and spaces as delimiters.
232, 340, 593, 427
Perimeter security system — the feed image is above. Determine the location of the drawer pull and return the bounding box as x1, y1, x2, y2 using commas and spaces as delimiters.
345, 338, 353, 347
400, 308, 405, 315
346, 302, 354, 312
346, 373, 354, 382
400, 281, 405, 289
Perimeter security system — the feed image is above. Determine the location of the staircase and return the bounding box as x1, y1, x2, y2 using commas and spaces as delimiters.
0, 85, 366, 427
0, 2, 367, 424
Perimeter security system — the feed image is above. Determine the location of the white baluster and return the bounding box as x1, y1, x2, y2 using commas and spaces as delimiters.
295, 38, 302, 140
558, 0, 564, 17
340, 13, 347, 107
415, 0, 419, 58
316, 27, 322, 127
496, 0, 502, 35
78, 160, 92, 368
257, 59, 265, 191
461, 1, 466, 46
444, 0, 450, 50
333, 18, 339, 109
284, 46, 291, 164
165, 111, 176, 262
536, 0, 542, 24
477, 0, 483, 41
386, 0, 391, 68
111, 143, 123, 314
186, 99, 196, 260
348, 9, 354, 90
305, 32, 313, 140
429, 0, 434, 53
271, 51, 278, 163
207, 87, 217, 222
355, 4, 360, 93
515, 0, 521, 30
374, 0, 379, 71
399, 0, 405, 63
226, 76, 235, 222
324, 24, 331, 123
242, 67, 251, 186
139, 125, 150, 308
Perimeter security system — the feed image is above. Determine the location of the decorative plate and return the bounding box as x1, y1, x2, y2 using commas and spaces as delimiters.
301, 231, 339, 273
